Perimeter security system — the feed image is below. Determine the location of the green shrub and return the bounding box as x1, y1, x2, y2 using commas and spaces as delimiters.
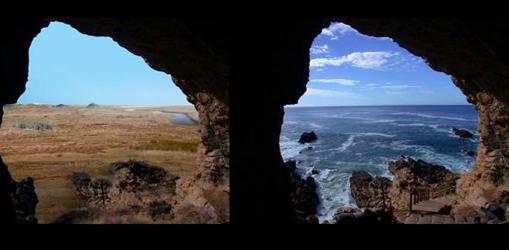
14, 122, 52, 131
87, 103, 99, 108
54, 104, 66, 108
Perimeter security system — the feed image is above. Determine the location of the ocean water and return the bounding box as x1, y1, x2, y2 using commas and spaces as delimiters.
280, 105, 478, 221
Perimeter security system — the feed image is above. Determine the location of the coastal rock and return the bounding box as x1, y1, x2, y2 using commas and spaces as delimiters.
452, 128, 474, 139
350, 171, 392, 209
327, 207, 398, 224
462, 149, 476, 157
285, 160, 319, 222
349, 156, 459, 212
388, 156, 459, 210
298, 131, 318, 144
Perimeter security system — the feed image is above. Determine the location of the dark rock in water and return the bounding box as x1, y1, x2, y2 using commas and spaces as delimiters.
299, 146, 314, 154
311, 169, 319, 175
284, 160, 297, 173
327, 207, 399, 224
462, 149, 476, 157
350, 171, 392, 209
298, 131, 318, 144
285, 160, 319, 222
453, 128, 474, 139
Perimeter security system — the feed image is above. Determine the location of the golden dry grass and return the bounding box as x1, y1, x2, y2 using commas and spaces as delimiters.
0, 104, 200, 224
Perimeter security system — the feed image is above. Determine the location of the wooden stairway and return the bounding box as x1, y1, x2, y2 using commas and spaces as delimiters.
412, 195, 455, 213
409, 182, 456, 213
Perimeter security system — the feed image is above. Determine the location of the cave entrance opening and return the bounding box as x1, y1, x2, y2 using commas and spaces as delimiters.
0, 21, 202, 224
280, 21, 479, 222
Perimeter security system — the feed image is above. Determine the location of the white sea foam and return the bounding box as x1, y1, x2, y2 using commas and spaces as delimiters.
310, 122, 324, 128
314, 171, 356, 222
279, 136, 308, 159
354, 132, 396, 138
284, 121, 298, 125
396, 122, 451, 134
392, 112, 472, 121
338, 135, 356, 152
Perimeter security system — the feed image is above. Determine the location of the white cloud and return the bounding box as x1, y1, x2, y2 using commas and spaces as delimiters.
310, 44, 330, 55
310, 51, 397, 69
320, 22, 392, 41
310, 78, 360, 86
365, 82, 421, 90
379, 85, 421, 90
305, 88, 352, 97
321, 23, 355, 37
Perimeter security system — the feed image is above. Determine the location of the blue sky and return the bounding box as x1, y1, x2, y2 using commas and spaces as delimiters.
18, 22, 190, 106
296, 22, 469, 107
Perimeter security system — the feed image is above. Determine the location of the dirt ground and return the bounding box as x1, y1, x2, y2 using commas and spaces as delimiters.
0, 104, 201, 223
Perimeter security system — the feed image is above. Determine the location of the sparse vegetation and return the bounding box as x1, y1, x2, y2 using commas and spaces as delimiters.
3, 103, 21, 109
14, 122, 52, 131
54, 104, 66, 108
0, 105, 200, 223
87, 103, 99, 108
134, 140, 199, 152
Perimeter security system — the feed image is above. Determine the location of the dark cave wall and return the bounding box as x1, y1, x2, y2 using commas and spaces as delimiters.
1, 17, 508, 223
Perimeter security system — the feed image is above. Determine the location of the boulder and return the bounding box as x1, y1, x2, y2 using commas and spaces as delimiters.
328, 207, 398, 224
452, 128, 474, 139
298, 131, 318, 144
388, 156, 459, 210
12, 177, 38, 224
285, 160, 319, 223
350, 171, 392, 209
462, 149, 476, 157
69, 160, 179, 223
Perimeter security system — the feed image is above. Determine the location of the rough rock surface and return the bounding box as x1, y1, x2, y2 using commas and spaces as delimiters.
388, 156, 459, 210
0, 156, 38, 224
65, 161, 180, 224
325, 207, 398, 224
285, 160, 319, 223
349, 157, 458, 212
298, 131, 318, 144
453, 128, 474, 139
350, 171, 392, 209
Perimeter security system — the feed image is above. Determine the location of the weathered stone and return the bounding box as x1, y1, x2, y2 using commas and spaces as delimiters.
298, 131, 318, 144
350, 171, 392, 209
453, 128, 474, 139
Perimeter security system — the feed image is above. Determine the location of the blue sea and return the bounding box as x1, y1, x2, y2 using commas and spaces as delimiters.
280, 105, 478, 221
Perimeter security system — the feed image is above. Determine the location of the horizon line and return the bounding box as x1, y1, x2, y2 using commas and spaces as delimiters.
288, 104, 473, 108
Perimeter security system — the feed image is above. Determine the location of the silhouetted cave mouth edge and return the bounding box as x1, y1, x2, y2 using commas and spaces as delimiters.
282, 18, 509, 220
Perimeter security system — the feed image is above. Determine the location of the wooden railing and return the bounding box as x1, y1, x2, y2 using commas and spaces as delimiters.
409, 181, 456, 211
